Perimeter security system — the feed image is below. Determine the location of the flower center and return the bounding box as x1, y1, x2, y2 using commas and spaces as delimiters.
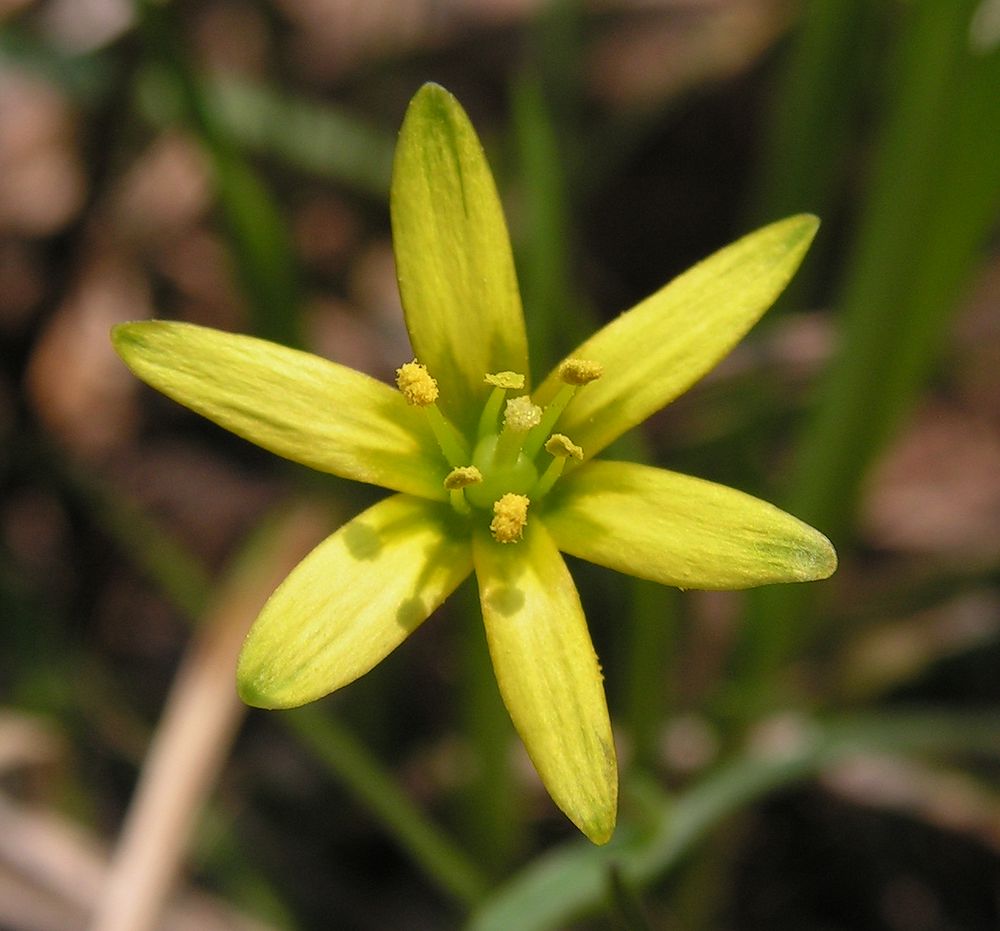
395, 359, 601, 542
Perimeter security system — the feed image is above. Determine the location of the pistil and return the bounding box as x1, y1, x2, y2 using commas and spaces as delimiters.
493, 396, 542, 468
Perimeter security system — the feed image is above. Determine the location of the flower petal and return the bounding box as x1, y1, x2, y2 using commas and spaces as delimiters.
472, 521, 617, 844
112, 320, 447, 499
535, 215, 819, 458
238, 495, 472, 708
391, 83, 529, 432
545, 460, 836, 589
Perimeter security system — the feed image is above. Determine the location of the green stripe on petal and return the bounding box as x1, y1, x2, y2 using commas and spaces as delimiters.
391, 83, 529, 432
536, 215, 819, 459
473, 521, 617, 845
112, 321, 447, 500
545, 460, 836, 590
238, 495, 472, 709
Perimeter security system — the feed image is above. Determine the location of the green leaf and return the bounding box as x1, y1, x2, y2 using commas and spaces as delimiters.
238, 495, 472, 708
391, 83, 529, 433
535, 215, 818, 459
469, 710, 1000, 931
112, 321, 447, 500
473, 521, 617, 844
544, 461, 835, 589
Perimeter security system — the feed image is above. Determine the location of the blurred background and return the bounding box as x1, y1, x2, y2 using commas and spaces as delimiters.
1, 1, 999, 929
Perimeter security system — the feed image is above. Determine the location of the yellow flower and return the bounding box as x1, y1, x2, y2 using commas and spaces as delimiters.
112, 83, 835, 845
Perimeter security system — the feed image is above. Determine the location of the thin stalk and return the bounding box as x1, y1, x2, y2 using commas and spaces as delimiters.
134, 0, 302, 347
734, 0, 1000, 708
283, 704, 489, 906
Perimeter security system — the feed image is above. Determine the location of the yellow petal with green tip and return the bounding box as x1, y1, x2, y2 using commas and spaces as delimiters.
391, 83, 529, 433
473, 522, 617, 844
238, 495, 472, 708
535, 215, 819, 459
112, 320, 447, 500
545, 460, 836, 589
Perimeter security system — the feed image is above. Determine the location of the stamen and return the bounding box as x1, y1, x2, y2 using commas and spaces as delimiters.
424, 405, 469, 467
490, 493, 529, 543
558, 358, 603, 385
532, 434, 584, 499
396, 361, 439, 406
522, 360, 601, 460
395, 361, 468, 465
494, 396, 542, 466
445, 465, 482, 515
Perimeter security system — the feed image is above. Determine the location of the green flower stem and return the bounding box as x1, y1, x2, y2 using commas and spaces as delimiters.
748, 0, 879, 225
620, 581, 681, 771
454, 582, 525, 873
135, 0, 302, 348
511, 0, 593, 375
284, 704, 489, 905
734, 0, 1000, 709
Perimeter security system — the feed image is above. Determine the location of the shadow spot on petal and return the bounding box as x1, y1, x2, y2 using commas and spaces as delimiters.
486, 584, 524, 617
344, 521, 382, 560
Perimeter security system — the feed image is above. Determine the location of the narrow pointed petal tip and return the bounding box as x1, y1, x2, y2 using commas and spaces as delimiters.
391, 82, 528, 431
473, 523, 618, 844
111, 320, 447, 500
546, 461, 837, 591
537, 214, 821, 459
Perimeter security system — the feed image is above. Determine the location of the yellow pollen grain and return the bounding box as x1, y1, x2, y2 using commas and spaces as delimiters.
395, 360, 438, 406
444, 465, 483, 489
490, 493, 529, 543
504, 396, 542, 432
558, 358, 603, 385
485, 371, 525, 390
545, 433, 584, 460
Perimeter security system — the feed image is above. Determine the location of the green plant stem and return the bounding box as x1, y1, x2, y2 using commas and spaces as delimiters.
284, 705, 489, 907
733, 0, 1000, 708
620, 581, 680, 770
135, 0, 302, 347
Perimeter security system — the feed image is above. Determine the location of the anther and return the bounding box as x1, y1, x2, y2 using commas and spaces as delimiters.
445, 465, 482, 515
490, 493, 529, 543
396, 360, 468, 466
544, 433, 584, 461
396, 361, 439, 406
558, 358, 603, 386
444, 466, 483, 489
533, 434, 584, 499
485, 371, 525, 390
